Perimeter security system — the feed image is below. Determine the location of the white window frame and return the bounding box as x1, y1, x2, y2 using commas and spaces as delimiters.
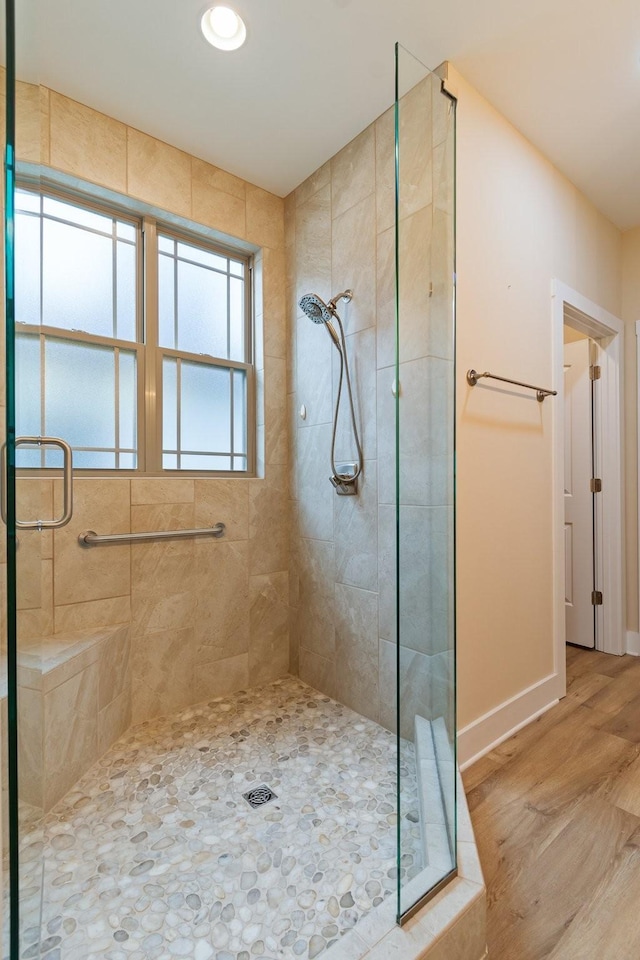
15, 181, 256, 477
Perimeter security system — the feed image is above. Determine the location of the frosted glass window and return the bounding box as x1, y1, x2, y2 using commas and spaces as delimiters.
177, 260, 227, 357
119, 351, 137, 452
162, 358, 245, 471
162, 358, 178, 451
117, 241, 137, 342
14, 187, 252, 474
43, 219, 113, 336
177, 240, 227, 272
181, 362, 230, 453
15, 213, 41, 326
159, 255, 176, 348
45, 339, 116, 448
44, 196, 112, 234
17, 190, 138, 342
16, 188, 40, 213
158, 232, 247, 363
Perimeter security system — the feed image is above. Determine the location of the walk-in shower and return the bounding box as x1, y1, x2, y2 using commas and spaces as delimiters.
1, 8, 457, 958
299, 291, 363, 495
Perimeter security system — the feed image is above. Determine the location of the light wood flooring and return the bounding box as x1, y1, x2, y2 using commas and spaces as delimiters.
463, 645, 640, 960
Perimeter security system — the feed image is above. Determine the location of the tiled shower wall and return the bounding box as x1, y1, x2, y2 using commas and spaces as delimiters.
286, 77, 454, 733
8, 80, 290, 728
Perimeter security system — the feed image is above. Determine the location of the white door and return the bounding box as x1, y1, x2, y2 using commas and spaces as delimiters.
564, 337, 595, 648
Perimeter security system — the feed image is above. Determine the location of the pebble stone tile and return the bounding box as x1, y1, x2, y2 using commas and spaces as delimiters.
7, 676, 423, 960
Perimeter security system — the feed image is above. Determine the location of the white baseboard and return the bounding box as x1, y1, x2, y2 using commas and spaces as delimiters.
458, 673, 561, 770
626, 631, 640, 656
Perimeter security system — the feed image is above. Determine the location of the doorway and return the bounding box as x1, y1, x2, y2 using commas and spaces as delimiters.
563, 328, 598, 648
552, 282, 625, 696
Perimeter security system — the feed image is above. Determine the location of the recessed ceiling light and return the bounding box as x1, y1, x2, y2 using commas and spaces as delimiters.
201, 5, 247, 51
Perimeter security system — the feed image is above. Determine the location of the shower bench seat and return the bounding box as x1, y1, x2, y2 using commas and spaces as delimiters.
11, 623, 131, 813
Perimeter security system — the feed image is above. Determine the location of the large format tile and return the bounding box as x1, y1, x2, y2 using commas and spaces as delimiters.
296, 537, 336, 661
334, 462, 378, 593
191, 157, 246, 237
377, 503, 397, 643
131, 627, 194, 724
332, 326, 377, 463
294, 184, 331, 307
194, 539, 250, 662
296, 160, 330, 208
194, 651, 249, 701
376, 225, 396, 370
375, 106, 395, 235
194, 477, 249, 541
299, 647, 336, 700
335, 583, 379, 723
249, 465, 289, 575
331, 194, 377, 335
16, 80, 42, 164
296, 313, 334, 427
97, 623, 130, 710
397, 505, 452, 657
246, 185, 285, 249
43, 660, 99, 808
264, 355, 288, 466
49, 91, 127, 191
249, 571, 289, 685
297, 424, 334, 541
397, 74, 433, 220
331, 125, 375, 221
53, 479, 131, 606
127, 128, 191, 218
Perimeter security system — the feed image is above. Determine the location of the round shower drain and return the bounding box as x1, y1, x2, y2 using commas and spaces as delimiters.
242, 784, 277, 808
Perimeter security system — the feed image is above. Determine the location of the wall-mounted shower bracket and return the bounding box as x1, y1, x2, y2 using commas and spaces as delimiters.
330, 463, 359, 496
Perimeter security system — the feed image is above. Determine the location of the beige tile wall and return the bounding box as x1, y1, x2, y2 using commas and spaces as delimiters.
10, 82, 289, 725
286, 74, 455, 734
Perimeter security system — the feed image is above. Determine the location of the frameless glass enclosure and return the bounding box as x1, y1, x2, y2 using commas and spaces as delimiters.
395, 44, 457, 919
1, 7, 457, 957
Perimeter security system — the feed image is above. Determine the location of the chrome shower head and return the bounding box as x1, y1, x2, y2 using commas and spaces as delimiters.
299, 293, 342, 350
299, 293, 334, 325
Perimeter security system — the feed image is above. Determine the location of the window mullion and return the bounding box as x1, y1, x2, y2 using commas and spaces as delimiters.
143, 218, 160, 473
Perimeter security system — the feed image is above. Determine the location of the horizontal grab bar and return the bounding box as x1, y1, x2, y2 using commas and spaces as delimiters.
466, 369, 557, 402
78, 523, 225, 546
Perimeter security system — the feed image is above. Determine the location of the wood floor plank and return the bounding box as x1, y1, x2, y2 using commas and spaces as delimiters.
486, 796, 640, 960
547, 825, 640, 960
607, 752, 640, 818
599, 692, 640, 744
467, 647, 640, 960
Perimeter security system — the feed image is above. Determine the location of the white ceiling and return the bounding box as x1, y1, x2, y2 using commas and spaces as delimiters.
16, 0, 640, 228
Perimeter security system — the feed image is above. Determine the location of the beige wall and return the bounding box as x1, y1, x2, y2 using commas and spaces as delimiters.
450, 65, 623, 731
12, 83, 290, 727
622, 227, 640, 634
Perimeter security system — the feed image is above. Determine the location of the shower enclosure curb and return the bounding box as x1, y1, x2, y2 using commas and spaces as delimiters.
322, 770, 486, 960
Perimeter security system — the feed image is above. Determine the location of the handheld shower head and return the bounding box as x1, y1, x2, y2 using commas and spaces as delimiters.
298, 293, 342, 350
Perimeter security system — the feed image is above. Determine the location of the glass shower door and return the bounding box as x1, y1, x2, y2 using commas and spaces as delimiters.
395, 43, 457, 920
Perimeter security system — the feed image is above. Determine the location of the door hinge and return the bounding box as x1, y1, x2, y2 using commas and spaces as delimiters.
590, 478, 602, 493
592, 590, 603, 606
589, 365, 601, 380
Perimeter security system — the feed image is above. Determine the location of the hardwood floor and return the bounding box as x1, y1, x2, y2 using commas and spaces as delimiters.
463, 645, 640, 960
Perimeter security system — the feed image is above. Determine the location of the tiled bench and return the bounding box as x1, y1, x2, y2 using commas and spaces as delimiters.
13, 624, 131, 812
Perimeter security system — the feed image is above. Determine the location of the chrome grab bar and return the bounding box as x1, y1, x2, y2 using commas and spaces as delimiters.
466, 369, 557, 403
1, 437, 74, 529
78, 523, 225, 546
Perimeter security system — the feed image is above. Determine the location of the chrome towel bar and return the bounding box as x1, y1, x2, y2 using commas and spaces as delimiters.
466, 369, 557, 402
78, 523, 225, 546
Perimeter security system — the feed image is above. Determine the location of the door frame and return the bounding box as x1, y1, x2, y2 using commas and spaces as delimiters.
552, 280, 625, 690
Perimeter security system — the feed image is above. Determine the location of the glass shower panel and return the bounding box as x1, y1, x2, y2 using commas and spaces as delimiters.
395, 43, 457, 920
4, 2, 49, 955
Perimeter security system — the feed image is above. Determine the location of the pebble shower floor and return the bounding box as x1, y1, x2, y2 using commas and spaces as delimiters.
11, 677, 422, 960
